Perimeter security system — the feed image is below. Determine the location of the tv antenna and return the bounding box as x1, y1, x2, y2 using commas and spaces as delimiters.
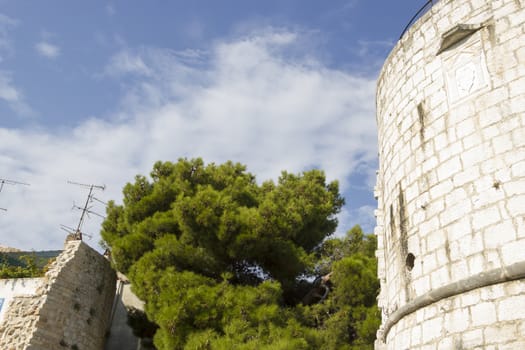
0, 178, 30, 212
66, 181, 106, 240
60, 224, 93, 240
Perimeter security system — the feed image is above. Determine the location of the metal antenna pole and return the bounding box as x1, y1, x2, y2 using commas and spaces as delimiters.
75, 185, 93, 241
0, 178, 30, 212
60, 224, 93, 240
67, 181, 105, 241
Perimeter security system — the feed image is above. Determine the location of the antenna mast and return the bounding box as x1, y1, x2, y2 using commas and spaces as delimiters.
67, 181, 105, 240
0, 178, 30, 211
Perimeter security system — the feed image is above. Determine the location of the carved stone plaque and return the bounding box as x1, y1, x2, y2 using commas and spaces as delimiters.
442, 31, 490, 104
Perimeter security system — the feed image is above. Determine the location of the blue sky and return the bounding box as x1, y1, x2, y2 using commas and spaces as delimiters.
0, 1, 424, 250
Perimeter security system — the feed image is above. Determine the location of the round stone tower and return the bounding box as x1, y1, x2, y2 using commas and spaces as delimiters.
374, 0, 525, 349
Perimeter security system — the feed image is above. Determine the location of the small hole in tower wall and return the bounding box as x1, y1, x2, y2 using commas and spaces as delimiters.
406, 253, 415, 271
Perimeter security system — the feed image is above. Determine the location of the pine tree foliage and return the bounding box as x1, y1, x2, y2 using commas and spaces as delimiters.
101, 159, 379, 349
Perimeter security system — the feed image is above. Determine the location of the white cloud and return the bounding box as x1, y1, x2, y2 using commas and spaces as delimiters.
0, 71, 33, 116
35, 41, 61, 59
0, 14, 17, 62
0, 14, 33, 116
0, 28, 378, 251
104, 50, 152, 76
341, 205, 376, 235
0, 72, 19, 102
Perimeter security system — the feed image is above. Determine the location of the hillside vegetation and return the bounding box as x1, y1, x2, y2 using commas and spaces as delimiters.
0, 251, 60, 278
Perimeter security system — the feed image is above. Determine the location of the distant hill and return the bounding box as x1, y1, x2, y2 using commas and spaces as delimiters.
0, 245, 21, 253
0, 250, 62, 269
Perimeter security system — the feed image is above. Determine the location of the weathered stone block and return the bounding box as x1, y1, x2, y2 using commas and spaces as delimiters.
421, 316, 442, 343
470, 302, 497, 326
501, 239, 525, 266
444, 308, 470, 333
498, 295, 525, 321
483, 220, 516, 248
471, 205, 501, 230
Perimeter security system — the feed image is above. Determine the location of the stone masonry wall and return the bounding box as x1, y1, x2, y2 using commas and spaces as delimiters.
0, 292, 46, 349
0, 278, 43, 324
0, 240, 116, 350
386, 279, 525, 349
375, 0, 525, 348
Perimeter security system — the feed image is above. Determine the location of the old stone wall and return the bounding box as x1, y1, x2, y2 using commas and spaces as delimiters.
386, 279, 525, 349
0, 292, 46, 349
0, 241, 116, 350
375, 0, 525, 348
0, 278, 43, 324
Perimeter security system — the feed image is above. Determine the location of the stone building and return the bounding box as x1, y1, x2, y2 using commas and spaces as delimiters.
0, 240, 116, 350
374, 0, 525, 348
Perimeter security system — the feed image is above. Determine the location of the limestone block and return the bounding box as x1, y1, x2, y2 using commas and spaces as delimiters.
420, 217, 440, 237
467, 252, 486, 275
452, 166, 480, 187
437, 337, 456, 349
507, 195, 525, 215
440, 201, 472, 227
436, 156, 462, 182
419, 343, 437, 350
461, 144, 487, 168
478, 106, 504, 128
504, 280, 525, 296
471, 205, 501, 230
461, 328, 484, 348
516, 46, 525, 64
485, 249, 502, 269
451, 260, 469, 281
444, 307, 470, 333
517, 216, 525, 239
430, 266, 449, 289
421, 316, 443, 343
413, 276, 430, 296
394, 328, 411, 350
438, 142, 463, 167
429, 179, 453, 201
480, 284, 506, 302
493, 133, 514, 154
426, 230, 447, 252
445, 187, 468, 206
483, 220, 516, 248
501, 239, 525, 265
500, 341, 525, 350
433, 248, 448, 268
498, 294, 525, 321
512, 127, 525, 148
470, 302, 497, 326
